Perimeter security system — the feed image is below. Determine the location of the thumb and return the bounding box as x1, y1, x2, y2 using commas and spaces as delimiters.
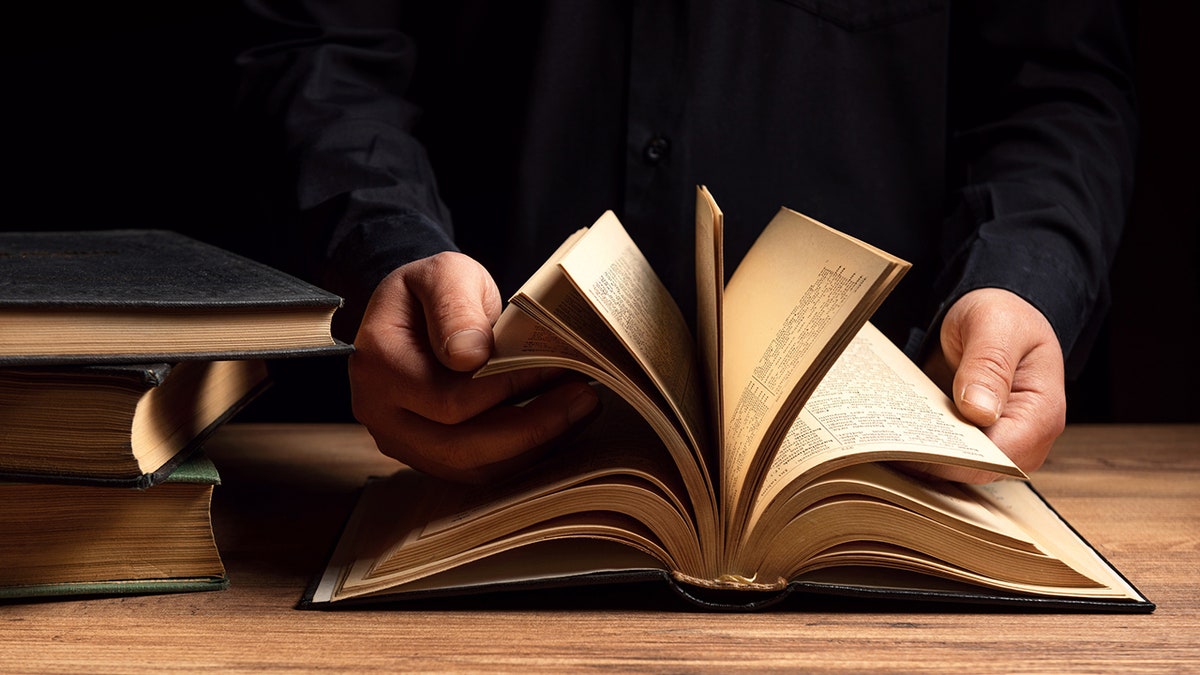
940, 290, 1024, 428
407, 252, 503, 372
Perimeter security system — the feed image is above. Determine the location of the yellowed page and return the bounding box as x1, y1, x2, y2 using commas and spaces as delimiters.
133, 359, 268, 472
749, 322, 1023, 529
349, 539, 665, 599
479, 308, 716, 526
739, 463, 1041, 566
556, 212, 709, 470
694, 186, 724, 455
964, 479, 1143, 599
489, 238, 671, 418
757, 478, 1143, 600
755, 497, 1097, 591
323, 396, 717, 600
721, 208, 908, 531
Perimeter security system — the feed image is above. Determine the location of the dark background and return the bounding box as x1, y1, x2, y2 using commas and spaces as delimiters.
5, 3, 1197, 425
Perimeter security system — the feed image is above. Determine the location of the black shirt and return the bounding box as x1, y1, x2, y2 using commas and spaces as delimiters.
237, 0, 1137, 374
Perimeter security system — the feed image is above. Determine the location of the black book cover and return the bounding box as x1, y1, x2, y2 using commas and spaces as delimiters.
0, 229, 353, 365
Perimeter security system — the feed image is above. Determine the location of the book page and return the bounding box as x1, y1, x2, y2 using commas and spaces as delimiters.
739, 462, 1041, 560
694, 186, 725, 456
720, 208, 908, 534
322, 395, 719, 601
755, 498, 1107, 594
755, 477, 1142, 600
325, 539, 666, 601
479, 308, 716, 520
747, 322, 1023, 528
556, 212, 709, 473
963, 480, 1144, 599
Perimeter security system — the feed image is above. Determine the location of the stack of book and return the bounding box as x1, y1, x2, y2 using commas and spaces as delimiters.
0, 230, 351, 601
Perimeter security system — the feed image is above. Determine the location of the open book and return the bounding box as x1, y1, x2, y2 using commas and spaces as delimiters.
305, 187, 1152, 611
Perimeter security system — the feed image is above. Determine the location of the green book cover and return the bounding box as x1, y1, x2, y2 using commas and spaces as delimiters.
0, 453, 228, 601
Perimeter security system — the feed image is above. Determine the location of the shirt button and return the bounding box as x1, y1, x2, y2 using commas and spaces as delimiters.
643, 136, 671, 165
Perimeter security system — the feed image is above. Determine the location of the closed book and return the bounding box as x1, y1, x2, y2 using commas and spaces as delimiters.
0, 453, 227, 600
0, 360, 269, 487
0, 229, 352, 365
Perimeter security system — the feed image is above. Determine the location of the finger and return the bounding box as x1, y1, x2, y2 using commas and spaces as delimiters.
945, 336, 1012, 425
925, 289, 1067, 481
910, 377, 1060, 484
351, 341, 574, 426
370, 380, 601, 483
405, 253, 504, 372
415, 366, 586, 426
942, 302, 1023, 428
972, 342, 1064, 475
947, 303, 1064, 435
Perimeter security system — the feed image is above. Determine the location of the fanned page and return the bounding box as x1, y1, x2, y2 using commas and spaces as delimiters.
316, 390, 715, 602
555, 213, 710, 476
480, 305, 717, 532
720, 208, 909, 538
694, 186, 725, 460
746, 322, 1024, 534
737, 464, 1142, 601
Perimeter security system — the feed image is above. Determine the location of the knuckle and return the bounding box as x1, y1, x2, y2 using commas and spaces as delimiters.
420, 437, 470, 471
418, 388, 479, 425
1046, 401, 1067, 438
356, 414, 481, 481
966, 345, 1015, 384
518, 419, 557, 451
424, 404, 469, 426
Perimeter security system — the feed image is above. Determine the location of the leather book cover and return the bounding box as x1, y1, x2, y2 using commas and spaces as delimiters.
0, 229, 340, 309
0, 229, 353, 364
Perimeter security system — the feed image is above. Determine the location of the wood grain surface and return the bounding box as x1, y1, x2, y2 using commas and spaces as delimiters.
2, 423, 1196, 673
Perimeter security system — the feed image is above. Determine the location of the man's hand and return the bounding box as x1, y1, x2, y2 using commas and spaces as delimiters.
919, 288, 1067, 483
348, 252, 599, 483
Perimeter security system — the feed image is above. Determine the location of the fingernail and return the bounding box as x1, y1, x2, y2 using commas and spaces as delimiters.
962, 383, 1001, 423
444, 329, 490, 359
567, 385, 599, 423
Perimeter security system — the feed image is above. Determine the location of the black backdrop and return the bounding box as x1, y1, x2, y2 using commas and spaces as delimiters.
6, 3, 1196, 424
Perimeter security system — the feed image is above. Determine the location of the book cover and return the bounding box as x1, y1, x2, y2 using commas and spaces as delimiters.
0, 229, 353, 365
0, 360, 270, 487
0, 453, 228, 601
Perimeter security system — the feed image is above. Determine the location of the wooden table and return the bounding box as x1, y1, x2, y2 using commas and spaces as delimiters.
2, 424, 1197, 672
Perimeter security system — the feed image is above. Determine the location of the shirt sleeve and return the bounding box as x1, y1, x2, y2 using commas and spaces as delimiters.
934, 1, 1138, 376
235, 0, 456, 333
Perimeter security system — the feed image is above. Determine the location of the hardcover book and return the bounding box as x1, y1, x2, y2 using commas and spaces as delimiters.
0, 229, 352, 365
303, 187, 1152, 612
0, 360, 269, 487
0, 452, 227, 600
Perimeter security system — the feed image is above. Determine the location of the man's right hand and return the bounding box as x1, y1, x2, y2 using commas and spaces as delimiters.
348, 252, 600, 483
